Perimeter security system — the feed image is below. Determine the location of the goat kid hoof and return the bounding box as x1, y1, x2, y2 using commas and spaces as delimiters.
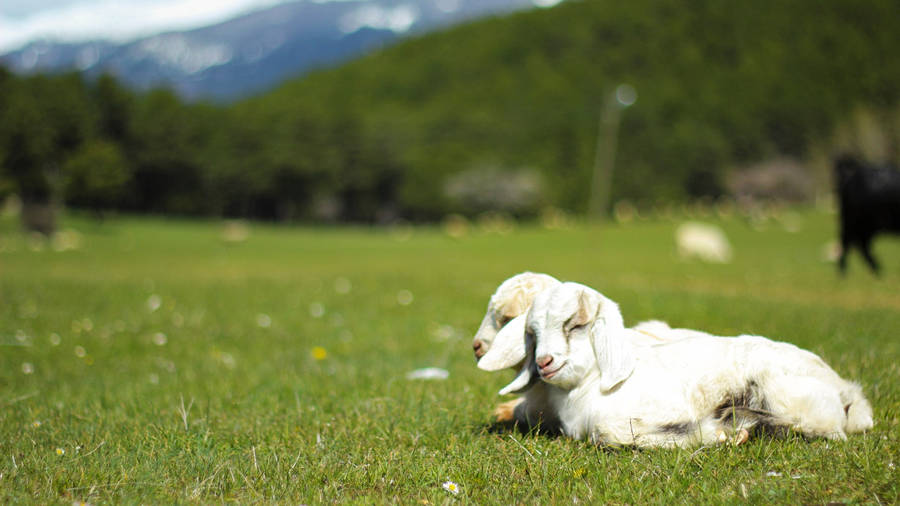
732, 428, 750, 446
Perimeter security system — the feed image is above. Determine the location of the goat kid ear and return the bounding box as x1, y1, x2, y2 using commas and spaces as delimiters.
590, 296, 635, 392
505, 288, 528, 317
498, 361, 537, 395
498, 324, 538, 395
478, 314, 528, 371
571, 290, 596, 328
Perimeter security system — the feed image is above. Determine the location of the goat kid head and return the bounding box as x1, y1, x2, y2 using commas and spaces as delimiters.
472, 272, 559, 365
499, 282, 635, 395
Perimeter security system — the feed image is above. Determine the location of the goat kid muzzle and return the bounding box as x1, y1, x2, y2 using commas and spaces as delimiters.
472, 340, 486, 359
537, 355, 567, 379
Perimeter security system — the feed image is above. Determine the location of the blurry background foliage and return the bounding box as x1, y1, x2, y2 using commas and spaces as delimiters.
0, 0, 898, 232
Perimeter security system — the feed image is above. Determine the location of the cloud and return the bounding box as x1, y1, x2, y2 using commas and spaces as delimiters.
532, 0, 563, 7
0, 0, 293, 53
337, 4, 418, 34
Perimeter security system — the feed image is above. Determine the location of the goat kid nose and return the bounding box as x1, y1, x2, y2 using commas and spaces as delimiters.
472, 341, 483, 351
536, 355, 554, 369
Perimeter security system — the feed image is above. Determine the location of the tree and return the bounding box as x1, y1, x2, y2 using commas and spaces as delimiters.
0, 72, 94, 233
128, 88, 207, 214
93, 73, 136, 145
63, 140, 131, 218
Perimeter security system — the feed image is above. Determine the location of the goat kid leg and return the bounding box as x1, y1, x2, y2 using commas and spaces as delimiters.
841, 382, 874, 433
767, 376, 847, 440
493, 397, 524, 423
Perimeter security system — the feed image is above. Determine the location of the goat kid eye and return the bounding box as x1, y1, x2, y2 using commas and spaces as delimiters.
497, 316, 513, 328
565, 323, 587, 336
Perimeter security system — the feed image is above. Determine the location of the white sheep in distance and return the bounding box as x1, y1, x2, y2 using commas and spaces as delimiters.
498, 282, 873, 448
676, 221, 733, 263
472, 272, 692, 431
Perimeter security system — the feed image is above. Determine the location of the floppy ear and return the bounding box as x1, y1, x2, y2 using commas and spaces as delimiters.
498, 328, 539, 395
587, 292, 635, 392
503, 288, 528, 319
478, 314, 527, 371
571, 291, 595, 328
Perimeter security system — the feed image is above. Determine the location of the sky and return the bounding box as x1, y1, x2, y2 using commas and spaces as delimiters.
0, 0, 304, 53
0, 0, 564, 54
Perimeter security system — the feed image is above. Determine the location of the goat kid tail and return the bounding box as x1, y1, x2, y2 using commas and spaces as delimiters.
841, 382, 874, 433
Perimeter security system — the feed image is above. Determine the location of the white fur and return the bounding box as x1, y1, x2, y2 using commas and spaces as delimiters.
633, 320, 712, 341
676, 222, 732, 263
502, 282, 873, 447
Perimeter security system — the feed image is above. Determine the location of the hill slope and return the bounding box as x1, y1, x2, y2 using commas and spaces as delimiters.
243, 0, 899, 216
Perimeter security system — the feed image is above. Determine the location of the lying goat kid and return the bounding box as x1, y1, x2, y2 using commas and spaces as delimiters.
471, 272, 562, 431
498, 282, 873, 447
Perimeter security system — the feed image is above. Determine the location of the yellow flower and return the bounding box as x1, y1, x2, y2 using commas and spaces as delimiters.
442, 481, 459, 495
311, 346, 328, 361
56, 447, 65, 456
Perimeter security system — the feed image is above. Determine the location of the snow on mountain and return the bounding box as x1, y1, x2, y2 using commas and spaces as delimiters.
1, 0, 556, 101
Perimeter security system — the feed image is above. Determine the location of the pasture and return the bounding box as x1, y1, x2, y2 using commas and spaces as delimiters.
1, 209, 898, 503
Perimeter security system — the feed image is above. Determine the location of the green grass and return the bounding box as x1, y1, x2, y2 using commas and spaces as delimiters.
1, 209, 898, 504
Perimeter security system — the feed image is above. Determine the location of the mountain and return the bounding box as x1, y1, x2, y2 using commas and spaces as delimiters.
0, 0, 552, 101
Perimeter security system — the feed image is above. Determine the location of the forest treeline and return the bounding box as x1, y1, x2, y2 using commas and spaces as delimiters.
1, 0, 898, 231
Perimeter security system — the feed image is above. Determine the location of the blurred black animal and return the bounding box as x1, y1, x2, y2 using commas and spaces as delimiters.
834, 155, 900, 274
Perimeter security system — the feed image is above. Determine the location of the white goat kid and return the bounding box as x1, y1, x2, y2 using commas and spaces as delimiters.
482, 313, 706, 434
500, 282, 873, 448
470, 272, 561, 430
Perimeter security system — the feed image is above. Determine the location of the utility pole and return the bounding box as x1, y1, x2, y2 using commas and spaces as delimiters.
588, 83, 636, 221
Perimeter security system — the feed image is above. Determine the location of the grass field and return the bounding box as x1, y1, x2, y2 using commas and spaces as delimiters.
1, 209, 898, 504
